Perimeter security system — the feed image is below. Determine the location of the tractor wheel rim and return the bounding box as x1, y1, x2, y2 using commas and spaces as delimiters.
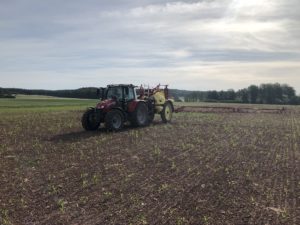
165, 105, 172, 120
112, 114, 121, 128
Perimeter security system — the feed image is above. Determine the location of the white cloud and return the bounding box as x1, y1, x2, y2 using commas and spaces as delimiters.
3, 61, 300, 92
0, 0, 299, 92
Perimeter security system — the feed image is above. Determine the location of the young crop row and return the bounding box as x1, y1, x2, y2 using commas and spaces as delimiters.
0, 106, 299, 224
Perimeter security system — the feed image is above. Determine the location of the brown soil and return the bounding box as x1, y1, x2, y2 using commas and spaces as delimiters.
175, 106, 286, 114
0, 110, 299, 224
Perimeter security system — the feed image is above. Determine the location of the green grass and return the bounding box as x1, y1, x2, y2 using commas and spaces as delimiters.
1, 95, 298, 114
16, 94, 78, 99
0, 95, 98, 112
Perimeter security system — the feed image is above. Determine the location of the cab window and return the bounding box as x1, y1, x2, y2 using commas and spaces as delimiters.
125, 87, 135, 100
106, 87, 122, 100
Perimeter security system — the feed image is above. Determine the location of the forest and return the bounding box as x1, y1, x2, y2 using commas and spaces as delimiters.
184, 83, 300, 105
1, 83, 299, 105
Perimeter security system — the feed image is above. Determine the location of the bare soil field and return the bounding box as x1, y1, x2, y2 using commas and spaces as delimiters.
0, 104, 300, 224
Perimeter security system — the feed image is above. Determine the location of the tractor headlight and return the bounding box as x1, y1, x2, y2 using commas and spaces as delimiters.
96, 103, 105, 109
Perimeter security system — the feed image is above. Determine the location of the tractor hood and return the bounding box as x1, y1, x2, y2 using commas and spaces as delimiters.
96, 99, 116, 111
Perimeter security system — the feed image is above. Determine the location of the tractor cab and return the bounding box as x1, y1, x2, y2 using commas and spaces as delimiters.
99, 84, 137, 102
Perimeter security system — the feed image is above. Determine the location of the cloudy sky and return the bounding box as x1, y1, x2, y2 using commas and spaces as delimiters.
1, 0, 300, 92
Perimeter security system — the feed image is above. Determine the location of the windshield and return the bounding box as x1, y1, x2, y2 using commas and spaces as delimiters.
106, 87, 123, 100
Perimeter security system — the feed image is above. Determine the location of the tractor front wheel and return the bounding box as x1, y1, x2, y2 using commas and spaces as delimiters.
161, 101, 173, 123
105, 109, 124, 131
82, 108, 100, 131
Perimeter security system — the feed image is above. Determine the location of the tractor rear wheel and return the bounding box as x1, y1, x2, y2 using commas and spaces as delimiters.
82, 109, 100, 131
131, 102, 149, 127
105, 109, 124, 131
161, 101, 173, 123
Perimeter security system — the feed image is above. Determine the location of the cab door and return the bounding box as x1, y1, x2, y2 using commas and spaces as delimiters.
125, 87, 139, 113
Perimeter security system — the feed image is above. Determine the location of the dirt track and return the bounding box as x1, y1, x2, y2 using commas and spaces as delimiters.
0, 110, 299, 224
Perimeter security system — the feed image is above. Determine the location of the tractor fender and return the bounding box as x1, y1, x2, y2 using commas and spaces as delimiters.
89, 106, 106, 114
127, 100, 147, 113
84, 107, 102, 122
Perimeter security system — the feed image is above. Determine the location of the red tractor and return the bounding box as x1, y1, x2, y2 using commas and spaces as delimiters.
82, 84, 174, 131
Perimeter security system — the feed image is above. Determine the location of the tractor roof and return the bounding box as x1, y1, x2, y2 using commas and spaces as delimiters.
107, 84, 137, 88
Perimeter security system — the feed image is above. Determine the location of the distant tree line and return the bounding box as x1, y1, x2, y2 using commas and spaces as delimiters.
0, 87, 98, 99
1, 83, 299, 105
184, 83, 300, 105
0, 88, 16, 98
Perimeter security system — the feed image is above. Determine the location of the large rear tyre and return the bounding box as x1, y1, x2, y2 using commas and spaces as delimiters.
161, 101, 173, 123
131, 103, 149, 127
82, 109, 100, 131
105, 110, 124, 131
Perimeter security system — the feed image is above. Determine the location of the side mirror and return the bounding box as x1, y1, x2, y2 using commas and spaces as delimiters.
100, 88, 106, 100
97, 88, 105, 100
